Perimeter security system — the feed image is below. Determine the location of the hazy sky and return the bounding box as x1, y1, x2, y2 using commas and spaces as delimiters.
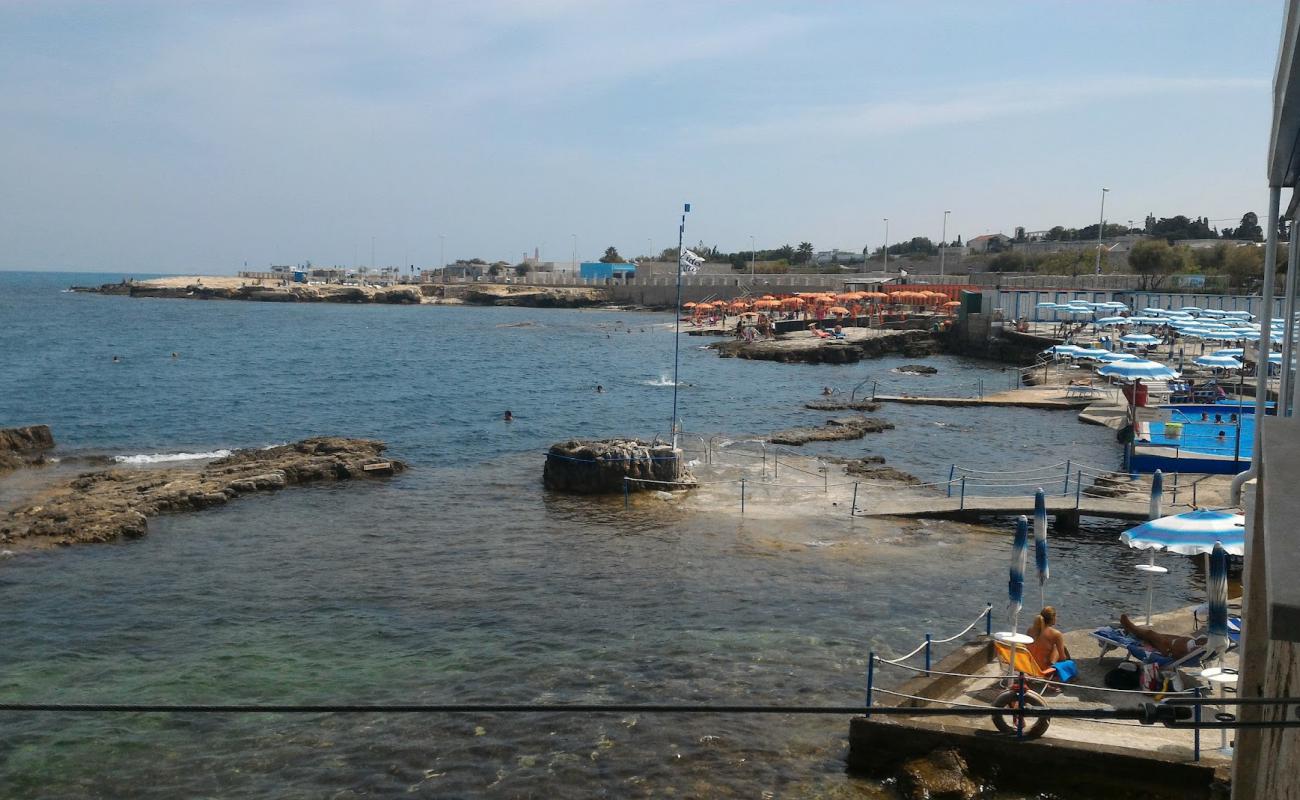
0, 1, 1283, 272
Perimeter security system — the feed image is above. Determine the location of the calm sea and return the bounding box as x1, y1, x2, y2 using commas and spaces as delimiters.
0, 271, 1205, 799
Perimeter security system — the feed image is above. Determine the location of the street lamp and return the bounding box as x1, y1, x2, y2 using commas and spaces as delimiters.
439, 235, 446, 283
750, 235, 756, 276
571, 233, 577, 273
1095, 188, 1109, 275
882, 218, 889, 272
940, 210, 951, 280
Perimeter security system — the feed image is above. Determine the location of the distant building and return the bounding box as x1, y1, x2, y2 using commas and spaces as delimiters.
579, 262, 636, 281
967, 234, 1011, 254
813, 249, 866, 266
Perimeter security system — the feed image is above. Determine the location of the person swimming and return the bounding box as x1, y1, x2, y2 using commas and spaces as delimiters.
1217, 430, 1227, 440
1214, 413, 1223, 423
111, 355, 120, 363
503, 410, 513, 422
171, 352, 178, 359
596, 385, 605, 393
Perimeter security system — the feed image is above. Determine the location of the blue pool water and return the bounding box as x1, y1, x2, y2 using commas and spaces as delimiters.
1145, 405, 1255, 459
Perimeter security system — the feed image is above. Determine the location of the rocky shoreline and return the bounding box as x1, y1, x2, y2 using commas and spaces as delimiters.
72, 277, 611, 308
0, 437, 405, 549
0, 425, 54, 473
768, 416, 894, 446
712, 329, 942, 365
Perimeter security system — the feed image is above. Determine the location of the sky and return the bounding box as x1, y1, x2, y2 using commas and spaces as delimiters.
0, 0, 1285, 273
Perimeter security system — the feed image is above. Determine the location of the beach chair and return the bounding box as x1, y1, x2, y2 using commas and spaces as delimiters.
993, 640, 1058, 689
1090, 625, 1217, 692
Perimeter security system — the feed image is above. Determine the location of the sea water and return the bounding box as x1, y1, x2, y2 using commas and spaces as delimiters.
0, 272, 1208, 798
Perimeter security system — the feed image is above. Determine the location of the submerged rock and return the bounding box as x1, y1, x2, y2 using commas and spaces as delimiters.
896, 364, 938, 375
543, 439, 691, 494
900, 748, 978, 800
803, 399, 882, 411
0, 437, 405, 548
768, 416, 894, 446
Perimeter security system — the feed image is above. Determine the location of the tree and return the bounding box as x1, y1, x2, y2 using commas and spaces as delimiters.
515, 263, 532, 277
600, 246, 624, 263
1128, 240, 1189, 290
987, 252, 1025, 272
794, 242, 814, 264
1046, 226, 1066, 241
1223, 245, 1264, 289
487, 263, 503, 277
1225, 212, 1263, 242
658, 247, 679, 262
776, 244, 795, 262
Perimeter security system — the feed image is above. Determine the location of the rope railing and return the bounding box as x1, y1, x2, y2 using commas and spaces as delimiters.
877, 604, 995, 677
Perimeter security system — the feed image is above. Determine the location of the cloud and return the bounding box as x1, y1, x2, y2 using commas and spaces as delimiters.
703, 76, 1269, 144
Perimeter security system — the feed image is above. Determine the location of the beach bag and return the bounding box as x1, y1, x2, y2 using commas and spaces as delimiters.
1140, 663, 1163, 692
1104, 661, 1140, 690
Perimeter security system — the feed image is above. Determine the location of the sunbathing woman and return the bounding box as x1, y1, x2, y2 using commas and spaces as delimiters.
1027, 606, 1072, 668
1120, 613, 1207, 658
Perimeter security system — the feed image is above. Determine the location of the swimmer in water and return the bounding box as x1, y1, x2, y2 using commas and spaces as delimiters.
1216, 430, 1227, 440
111, 355, 120, 363
171, 352, 178, 359
504, 410, 513, 422
596, 385, 605, 393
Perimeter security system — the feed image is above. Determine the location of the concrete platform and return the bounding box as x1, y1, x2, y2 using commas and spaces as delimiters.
872, 385, 1101, 409
855, 493, 1190, 530
851, 604, 1236, 798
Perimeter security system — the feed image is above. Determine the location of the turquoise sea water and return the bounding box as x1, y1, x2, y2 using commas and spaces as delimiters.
0, 271, 1210, 798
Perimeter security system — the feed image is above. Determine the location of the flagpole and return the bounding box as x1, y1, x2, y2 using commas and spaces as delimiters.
671, 203, 690, 449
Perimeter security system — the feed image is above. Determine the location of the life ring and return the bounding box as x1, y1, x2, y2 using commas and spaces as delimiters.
991, 689, 1050, 739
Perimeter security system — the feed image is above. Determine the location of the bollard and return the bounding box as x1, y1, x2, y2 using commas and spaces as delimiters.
947, 465, 956, 497
924, 634, 932, 677
851, 482, 859, 516
1015, 673, 1027, 738
985, 603, 993, 636
623, 477, 629, 510
1193, 687, 1202, 762
865, 653, 875, 714
959, 476, 967, 510
740, 478, 746, 514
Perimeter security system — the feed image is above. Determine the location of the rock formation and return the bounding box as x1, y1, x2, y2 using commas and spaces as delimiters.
899, 748, 979, 800
712, 329, 942, 365
896, 364, 938, 375
543, 439, 690, 494
0, 437, 404, 548
0, 425, 54, 473
803, 399, 882, 412
768, 416, 894, 446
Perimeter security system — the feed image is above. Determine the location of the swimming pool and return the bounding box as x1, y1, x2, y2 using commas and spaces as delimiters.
1133, 403, 1255, 473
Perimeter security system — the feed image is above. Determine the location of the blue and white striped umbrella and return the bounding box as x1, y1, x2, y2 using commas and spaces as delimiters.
1093, 351, 1143, 362
1213, 348, 1244, 357
1121, 333, 1161, 345
1033, 491, 1049, 608
1120, 509, 1246, 556
1194, 354, 1243, 370
1036, 302, 1060, 309
1096, 316, 1129, 326
1207, 542, 1231, 659
1009, 515, 1029, 626
1096, 359, 1180, 381
1044, 344, 1085, 357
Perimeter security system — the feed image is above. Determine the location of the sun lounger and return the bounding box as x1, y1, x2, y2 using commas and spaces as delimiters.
1090, 625, 1211, 672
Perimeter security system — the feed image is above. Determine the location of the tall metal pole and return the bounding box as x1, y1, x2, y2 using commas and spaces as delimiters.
940, 210, 950, 280
882, 218, 889, 273
750, 235, 756, 276
571, 234, 577, 273
1232, 186, 1281, 505
1279, 221, 1299, 415
1094, 188, 1109, 275
671, 204, 691, 450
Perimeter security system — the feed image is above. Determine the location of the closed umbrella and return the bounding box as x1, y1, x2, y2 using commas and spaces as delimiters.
1008, 515, 1029, 629
1132, 470, 1167, 624
1033, 490, 1049, 609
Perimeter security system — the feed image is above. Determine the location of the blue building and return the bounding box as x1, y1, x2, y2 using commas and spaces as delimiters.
579, 262, 636, 281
